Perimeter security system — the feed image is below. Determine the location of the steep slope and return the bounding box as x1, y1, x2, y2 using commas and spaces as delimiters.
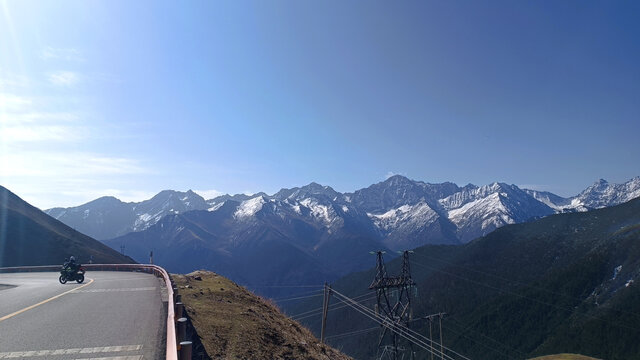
0, 186, 132, 266
45, 190, 208, 239
173, 271, 351, 360
293, 197, 640, 360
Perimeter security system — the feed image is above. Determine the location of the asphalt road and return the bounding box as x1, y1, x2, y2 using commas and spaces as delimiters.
0, 271, 167, 360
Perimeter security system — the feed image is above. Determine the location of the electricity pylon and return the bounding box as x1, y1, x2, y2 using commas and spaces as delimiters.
369, 250, 416, 360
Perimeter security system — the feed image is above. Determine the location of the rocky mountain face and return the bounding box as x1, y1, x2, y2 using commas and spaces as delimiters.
0, 186, 133, 267
45, 190, 208, 240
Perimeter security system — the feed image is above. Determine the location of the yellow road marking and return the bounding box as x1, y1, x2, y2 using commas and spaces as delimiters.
0, 278, 94, 323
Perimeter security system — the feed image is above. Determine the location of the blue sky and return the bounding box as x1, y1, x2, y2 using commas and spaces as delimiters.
1, 1, 639, 209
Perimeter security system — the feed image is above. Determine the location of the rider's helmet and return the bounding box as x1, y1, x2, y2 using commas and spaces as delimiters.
69, 256, 76, 262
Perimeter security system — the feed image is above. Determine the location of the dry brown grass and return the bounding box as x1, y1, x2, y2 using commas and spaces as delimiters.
528, 354, 601, 360
173, 270, 352, 360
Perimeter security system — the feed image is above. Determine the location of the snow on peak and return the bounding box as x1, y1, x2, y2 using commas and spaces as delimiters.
299, 198, 340, 227
208, 202, 224, 212
447, 192, 513, 230
368, 202, 438, 232
576, 177, 640, 209
133, 211, 165, 231
234, 196, 266, 219
439, 183, 510, 211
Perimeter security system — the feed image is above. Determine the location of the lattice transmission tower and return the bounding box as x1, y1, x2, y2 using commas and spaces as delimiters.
369, 250, 416, 360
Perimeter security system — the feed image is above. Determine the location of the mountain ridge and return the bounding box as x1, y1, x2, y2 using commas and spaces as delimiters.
46, 176, 640, 248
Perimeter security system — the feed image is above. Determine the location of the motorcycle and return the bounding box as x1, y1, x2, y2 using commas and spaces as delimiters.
59, 264, 85, 284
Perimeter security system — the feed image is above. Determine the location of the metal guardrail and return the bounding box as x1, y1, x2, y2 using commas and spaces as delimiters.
0, 263, 179, 360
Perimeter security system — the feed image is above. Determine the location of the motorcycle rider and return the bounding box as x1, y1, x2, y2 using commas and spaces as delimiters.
63, 256, 78, 276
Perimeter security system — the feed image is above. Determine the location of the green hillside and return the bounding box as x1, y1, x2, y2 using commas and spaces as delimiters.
292, 198, 640, 360
0, 186, 134, 267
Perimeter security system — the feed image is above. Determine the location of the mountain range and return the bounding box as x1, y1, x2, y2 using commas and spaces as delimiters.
42, 176, 640, 297
46, 176, 640, 247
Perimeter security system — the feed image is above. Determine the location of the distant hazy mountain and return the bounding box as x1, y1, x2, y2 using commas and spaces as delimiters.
0, 186, 132, 267
45, 190, 208, 240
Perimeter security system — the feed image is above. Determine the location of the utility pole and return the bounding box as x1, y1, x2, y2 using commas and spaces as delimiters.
428, 316, 433, 360
439, 313, 445, 359
321, 282, 332, 344
149, 250, 154, 264
120, 244, 125, 256
424, 312, 446, 360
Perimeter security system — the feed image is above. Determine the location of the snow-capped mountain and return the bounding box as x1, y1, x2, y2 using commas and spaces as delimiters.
50, 175, 640, 299
526, 177, 640, 212
440, 182, 555, 242
573, 177, 640, 209
45, 190, 208, 239
48, 176, 640, 249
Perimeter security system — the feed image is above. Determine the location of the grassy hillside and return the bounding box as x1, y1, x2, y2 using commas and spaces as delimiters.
0, 186, 133, 267
292, 198, 640, 360
173, 271, 351, 360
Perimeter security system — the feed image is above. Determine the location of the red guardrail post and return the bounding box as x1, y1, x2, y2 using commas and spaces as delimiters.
179, 341, 192, 360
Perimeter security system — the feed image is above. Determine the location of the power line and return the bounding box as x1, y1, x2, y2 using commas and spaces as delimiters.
337, 290, 472, 360
330, 292, 457, 360
274, 292, 324, 303
271, 289, 324, 302
331, 289, 469, 360
324, 326, 381, 340
289, 292, 377, 320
